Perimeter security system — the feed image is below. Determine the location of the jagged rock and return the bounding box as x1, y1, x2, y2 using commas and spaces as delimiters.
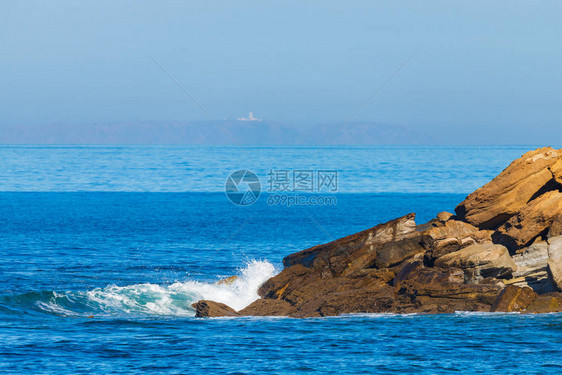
434, 243, 517, 283
508, 241, 553, 293
238, 299, 292, 316
436, 211, 454, 223
548, 235, 562, 291
192, 300, 239, 317
493, 190, 562, 251
525, 293, 562, 313
282, 214, 418, 276
455, 147, 562, 229
490, 285, 538, 312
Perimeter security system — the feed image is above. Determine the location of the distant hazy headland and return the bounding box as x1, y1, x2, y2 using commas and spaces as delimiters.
0, 120, 553, 145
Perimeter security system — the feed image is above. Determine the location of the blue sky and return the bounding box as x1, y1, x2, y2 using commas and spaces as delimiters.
1, 1, 561, 143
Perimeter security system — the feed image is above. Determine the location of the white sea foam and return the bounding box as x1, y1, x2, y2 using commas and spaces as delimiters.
60, 259, 279, 317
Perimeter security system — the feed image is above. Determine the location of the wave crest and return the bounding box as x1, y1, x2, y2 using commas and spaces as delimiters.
4, 260, 277, 318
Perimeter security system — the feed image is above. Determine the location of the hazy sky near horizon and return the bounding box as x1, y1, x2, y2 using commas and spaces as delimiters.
2, 1, 562, 143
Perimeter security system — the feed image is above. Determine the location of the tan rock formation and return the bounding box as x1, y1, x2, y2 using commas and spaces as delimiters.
455, 147, 562, 229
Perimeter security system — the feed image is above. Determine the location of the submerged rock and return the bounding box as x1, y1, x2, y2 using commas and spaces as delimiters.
192, 147, 562, 317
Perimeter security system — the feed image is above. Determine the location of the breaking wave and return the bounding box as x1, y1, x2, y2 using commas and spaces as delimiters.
1, 260, 277, 318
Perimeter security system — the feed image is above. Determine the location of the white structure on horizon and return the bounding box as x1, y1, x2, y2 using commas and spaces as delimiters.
237, 112, 262, 122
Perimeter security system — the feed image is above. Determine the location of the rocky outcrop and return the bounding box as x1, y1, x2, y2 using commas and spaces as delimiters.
192, 147, 562, 317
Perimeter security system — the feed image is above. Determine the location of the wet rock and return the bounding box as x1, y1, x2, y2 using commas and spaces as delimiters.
493, 190, 562, 251
455, 147, 562, 229
490, 285, 538, 312
548, 235, 562, 291
192, 300, 239, 317
434, 243, 516, 283
289, 284, 397, 318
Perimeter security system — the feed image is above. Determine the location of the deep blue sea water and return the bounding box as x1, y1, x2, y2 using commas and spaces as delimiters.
1, 146, 560, 374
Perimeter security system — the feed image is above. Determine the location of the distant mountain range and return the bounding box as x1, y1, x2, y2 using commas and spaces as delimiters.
0, 120, 432, 145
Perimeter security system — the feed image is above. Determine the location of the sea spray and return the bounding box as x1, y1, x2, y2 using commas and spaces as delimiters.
22, 260, 278, 317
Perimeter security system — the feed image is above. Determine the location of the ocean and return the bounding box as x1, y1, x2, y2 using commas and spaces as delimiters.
0, 145, 560, 373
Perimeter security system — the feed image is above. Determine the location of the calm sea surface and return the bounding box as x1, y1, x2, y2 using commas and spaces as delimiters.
0, 146, 560, 374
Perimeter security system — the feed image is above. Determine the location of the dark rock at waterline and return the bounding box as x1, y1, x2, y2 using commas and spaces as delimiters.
238, 299, 293, 316
193, 147, 562, 317
192, 300, 239, 317
491, 285, 538, 312
525, 293, 562, 313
